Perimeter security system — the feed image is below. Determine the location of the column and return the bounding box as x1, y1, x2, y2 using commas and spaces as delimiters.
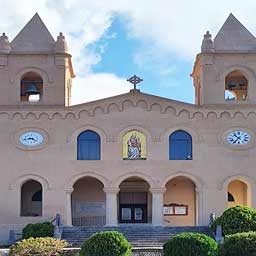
150, 188, 166, 226
196, 188, 206, 226
65, 188, 73, 226
104, 188, 119, 226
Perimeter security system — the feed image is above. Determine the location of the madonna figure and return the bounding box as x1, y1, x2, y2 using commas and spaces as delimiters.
127, 133, 141, 159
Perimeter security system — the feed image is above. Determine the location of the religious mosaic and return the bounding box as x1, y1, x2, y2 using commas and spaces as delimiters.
122, 130, 146, 160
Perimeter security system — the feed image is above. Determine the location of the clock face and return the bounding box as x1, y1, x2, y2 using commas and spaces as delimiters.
19, 131, 44, 147
226, 130, 251, 145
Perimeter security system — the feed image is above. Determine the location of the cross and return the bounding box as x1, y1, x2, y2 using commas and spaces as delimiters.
127, 75, 143, 90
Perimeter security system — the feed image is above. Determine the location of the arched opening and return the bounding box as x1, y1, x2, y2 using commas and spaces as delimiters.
71, 177, 105, 226
169, 130, 192, 160
77, 130, 101, 160
164, 176, 196, 226
227, 180, 249, 207
118, 177, 151, 223
20, 72, 43, 102
225, 70, 248, 101
21, 180, 42, 216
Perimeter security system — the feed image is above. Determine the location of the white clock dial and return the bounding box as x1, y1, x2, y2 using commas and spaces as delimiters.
19, 131, 44, 147
226, 130, 250, 145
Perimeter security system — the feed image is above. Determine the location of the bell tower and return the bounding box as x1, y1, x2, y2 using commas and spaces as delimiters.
0, 13, 75, 106
191, 14, 256, 105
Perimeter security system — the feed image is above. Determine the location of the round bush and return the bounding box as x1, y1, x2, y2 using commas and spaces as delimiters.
211, 206, 256, 235
219, 231, 256, 256
80, 231, 132, 256
10, 237, 68, 256
22, 222, 54, 239
163, 232, 218, 256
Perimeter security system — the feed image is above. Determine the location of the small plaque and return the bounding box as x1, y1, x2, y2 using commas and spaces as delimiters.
163, 206, 174, 215
175, 206, 187, 215
164, 203, 188, 216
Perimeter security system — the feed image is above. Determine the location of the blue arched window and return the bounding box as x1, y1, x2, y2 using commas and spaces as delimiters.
169, 130, 192, 160
77, 130, 101, 160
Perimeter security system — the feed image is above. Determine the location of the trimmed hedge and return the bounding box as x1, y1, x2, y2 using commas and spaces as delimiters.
10, 237, 68, 256
80, 231, 132, 256
163, 232, 218, 256
22, 222, 54, 239
218, 231, 256, 256
211, 206, 256, 236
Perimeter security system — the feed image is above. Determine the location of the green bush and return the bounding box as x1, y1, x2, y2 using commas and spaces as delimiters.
218, 231, 256, 256
211, 206, 256, 235
22, 222, 54, 239
163, 232, 218, 256
10, 237, 68, 256
80, 231, 132, 256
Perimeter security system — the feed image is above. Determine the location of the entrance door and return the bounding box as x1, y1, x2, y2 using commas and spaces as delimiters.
119, 191, 148, 223
120, 204, 147, 223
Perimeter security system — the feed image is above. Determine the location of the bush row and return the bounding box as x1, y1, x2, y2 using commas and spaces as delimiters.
13, 206, 256, 256
11, 231, 256, 256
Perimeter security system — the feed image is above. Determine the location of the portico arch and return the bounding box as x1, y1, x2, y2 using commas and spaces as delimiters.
20, 179, 42, 217
221, 175, 252, 208
118, 176, 152, 224
66, 172, 109, 190
112, 172, 155, 189
71, 176, 106, 226
163, 175, 199, 226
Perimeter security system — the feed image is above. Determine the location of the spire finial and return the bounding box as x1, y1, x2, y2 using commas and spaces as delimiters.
54, 32, 68, 54
201, 30, 215, 53
0, 32, 11, 54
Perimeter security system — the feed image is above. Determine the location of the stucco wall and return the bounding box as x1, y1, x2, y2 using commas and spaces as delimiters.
1, 90, 256, 244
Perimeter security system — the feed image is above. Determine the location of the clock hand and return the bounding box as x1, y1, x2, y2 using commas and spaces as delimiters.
233, 137, 239, 144
24, 137, 37, 141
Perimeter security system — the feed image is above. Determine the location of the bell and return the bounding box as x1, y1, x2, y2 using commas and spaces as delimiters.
25, 84, 40, 95
228, 81, 236, 90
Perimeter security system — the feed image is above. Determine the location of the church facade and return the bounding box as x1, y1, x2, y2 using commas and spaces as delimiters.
0, 13, 256, 244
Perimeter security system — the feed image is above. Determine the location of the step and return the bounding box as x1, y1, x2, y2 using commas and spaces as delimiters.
61, 225, 214, 247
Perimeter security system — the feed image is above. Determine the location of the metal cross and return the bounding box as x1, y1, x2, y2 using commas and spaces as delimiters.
127, 75, 143, 90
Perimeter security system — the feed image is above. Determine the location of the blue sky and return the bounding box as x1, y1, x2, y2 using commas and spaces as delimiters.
1, 0, 256, 105
90, 16, 194, 103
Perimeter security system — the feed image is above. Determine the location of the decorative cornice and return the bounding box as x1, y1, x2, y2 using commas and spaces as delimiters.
0, 93, 255, 120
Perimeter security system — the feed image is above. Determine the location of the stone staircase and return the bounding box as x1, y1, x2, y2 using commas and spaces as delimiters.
61, 225, 214, 247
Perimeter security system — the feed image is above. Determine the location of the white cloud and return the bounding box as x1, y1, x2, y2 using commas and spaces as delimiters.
1, 0, 256, 104
71, 73, 130, 105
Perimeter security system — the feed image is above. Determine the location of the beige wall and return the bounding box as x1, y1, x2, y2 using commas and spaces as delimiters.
164, 177, 196, 226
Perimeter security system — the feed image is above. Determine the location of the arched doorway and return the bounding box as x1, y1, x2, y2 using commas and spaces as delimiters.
118, 177, 151, 224
71, 177, 105, 226
164, 176, 196, 226
21, 180, 42, 216
227, 180, 249, 207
